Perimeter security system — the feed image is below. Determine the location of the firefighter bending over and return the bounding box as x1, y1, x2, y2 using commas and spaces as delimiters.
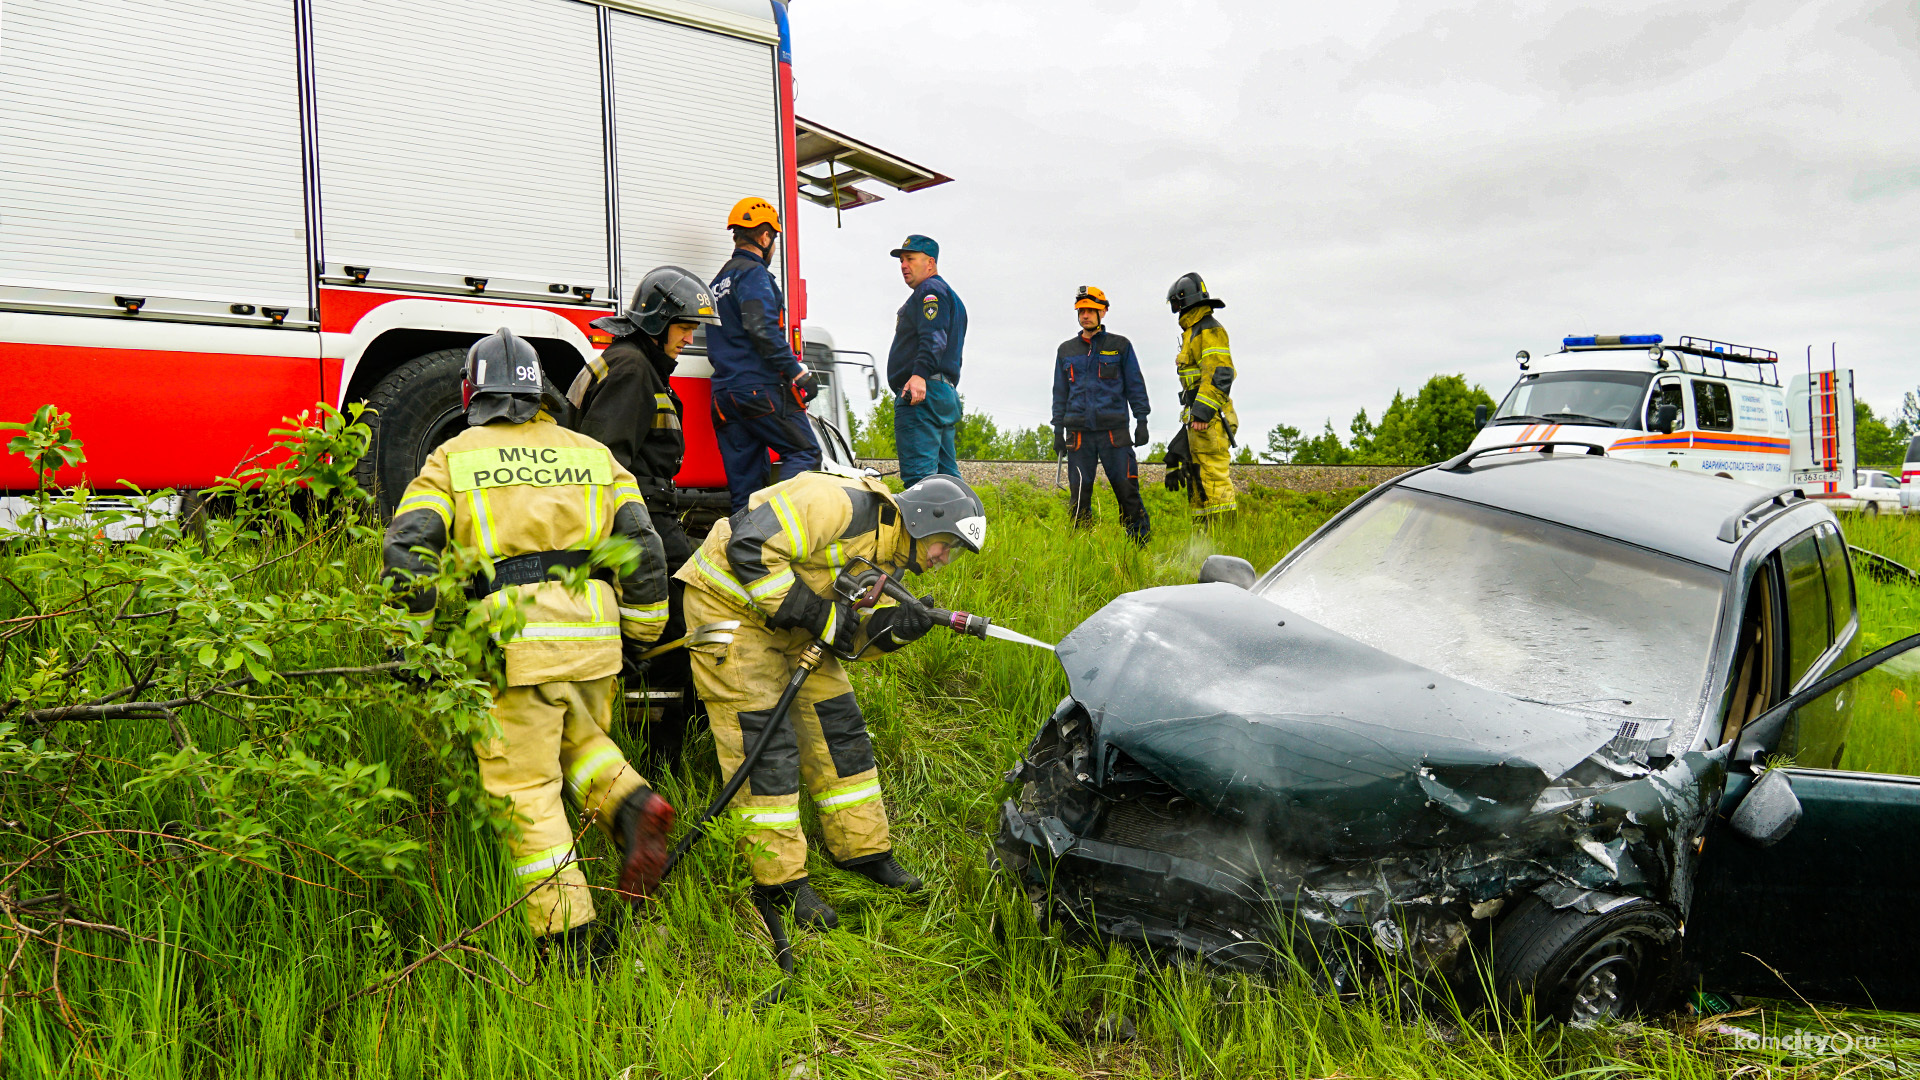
1163, 273, 1237, 520
677, 473, 988, 929
383, 328, 676, 972
571, 266, 720, 767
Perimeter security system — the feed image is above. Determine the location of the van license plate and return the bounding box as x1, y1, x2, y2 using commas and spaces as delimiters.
1794, 470, 1842, 485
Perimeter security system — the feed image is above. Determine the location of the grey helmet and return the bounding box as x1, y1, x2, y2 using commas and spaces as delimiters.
589, 266, 721, 339
1165, 272, 1225, 315
895, 475, 987, 554
464, 327, 545, 425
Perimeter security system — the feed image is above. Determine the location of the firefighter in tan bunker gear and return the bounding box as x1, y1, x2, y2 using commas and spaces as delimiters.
1164, 273, 1237, 519
677, 472, 987, 929
382, 328, 676, 971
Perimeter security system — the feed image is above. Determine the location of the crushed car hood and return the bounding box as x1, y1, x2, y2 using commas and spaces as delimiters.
1056, 584, 1625, 850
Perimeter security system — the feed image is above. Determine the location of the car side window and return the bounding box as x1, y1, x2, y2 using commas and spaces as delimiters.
1780, 528, 1831, 689
1645, 379, 1682, 430
1691, 380, 1735, 431
1814, 524, 1855, 639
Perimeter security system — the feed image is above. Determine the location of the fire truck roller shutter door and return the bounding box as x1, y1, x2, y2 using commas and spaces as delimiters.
311, 0, 609, 293
0, 0, 309, 316
609, 12, 783, 306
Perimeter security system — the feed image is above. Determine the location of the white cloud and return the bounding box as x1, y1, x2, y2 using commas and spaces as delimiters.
788, 0, 1920, 440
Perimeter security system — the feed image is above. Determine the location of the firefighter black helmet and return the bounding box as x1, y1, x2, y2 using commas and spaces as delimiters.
464, 327, 546, 424
895, 475, 987, 554
1165, 272, 1225, 315
589, 266, 721, 339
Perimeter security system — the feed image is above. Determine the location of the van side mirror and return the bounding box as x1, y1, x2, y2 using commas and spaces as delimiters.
1474, 404, 1489, 431
1198, 554, 1257, 589
1729, 767, 1802, 847
867, 370, 880, 401
1655, 403, 1678, 434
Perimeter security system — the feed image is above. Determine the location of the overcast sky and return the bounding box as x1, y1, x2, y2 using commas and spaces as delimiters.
786, 0, 1920, 447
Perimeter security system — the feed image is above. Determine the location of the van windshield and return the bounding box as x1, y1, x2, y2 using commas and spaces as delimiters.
1492, 370, 1652, 429
1260, 489, 1724, 725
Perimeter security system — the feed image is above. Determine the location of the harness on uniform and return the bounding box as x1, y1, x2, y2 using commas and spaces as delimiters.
466, 549, 613, 600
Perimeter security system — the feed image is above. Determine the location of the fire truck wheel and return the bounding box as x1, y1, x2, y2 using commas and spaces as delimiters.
352, 348, 470, 518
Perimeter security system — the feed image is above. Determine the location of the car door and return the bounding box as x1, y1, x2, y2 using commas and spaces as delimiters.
1687, 622, 1920, 1010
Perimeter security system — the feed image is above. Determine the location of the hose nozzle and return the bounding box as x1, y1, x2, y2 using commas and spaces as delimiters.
941, 609, 990, 639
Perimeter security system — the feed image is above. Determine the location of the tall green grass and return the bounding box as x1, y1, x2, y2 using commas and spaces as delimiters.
4, 480, 1915, 1078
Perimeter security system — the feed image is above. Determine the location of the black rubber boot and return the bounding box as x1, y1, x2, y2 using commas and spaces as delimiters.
536, 921, 619, 976
753, 878, 839, 930
836, 850, 924, 893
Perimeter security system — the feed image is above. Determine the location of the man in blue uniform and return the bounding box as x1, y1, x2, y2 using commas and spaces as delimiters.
1051, 286, 1151, 543
709, 197, 821, 514
886, 235, 966, 488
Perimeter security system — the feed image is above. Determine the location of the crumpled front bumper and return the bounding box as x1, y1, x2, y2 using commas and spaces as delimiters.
996, 799, 1285, 972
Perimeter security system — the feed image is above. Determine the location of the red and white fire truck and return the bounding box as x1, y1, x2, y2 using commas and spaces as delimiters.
0, 0, 945, 516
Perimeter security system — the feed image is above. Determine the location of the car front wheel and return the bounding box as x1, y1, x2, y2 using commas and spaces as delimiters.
1491, 895, 1680, 1023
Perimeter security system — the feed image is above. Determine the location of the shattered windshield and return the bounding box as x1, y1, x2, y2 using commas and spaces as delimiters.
1492, 370, 1651, 428
1260, 489, 1724, 725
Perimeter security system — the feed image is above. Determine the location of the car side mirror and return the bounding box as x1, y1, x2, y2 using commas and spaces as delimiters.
1729, 767, 1802, 847
1474, 404, 1489, 431
1655, 403, 1678, 434
1198, 554, 1257, 589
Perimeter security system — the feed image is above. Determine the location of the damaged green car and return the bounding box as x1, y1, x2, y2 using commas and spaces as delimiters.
996, 446, 1920, 1021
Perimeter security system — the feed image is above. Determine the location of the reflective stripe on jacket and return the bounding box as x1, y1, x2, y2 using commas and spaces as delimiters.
1176, 307, 1237, 433
570, 333, 685, 508
675, 472, 914, 655
384, 415, 670, 686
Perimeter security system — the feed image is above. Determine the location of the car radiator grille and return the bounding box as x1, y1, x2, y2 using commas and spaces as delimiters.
1098, 799, 1208, 856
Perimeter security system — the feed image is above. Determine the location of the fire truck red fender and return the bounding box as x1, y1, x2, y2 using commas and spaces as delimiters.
325, 294, 600, 409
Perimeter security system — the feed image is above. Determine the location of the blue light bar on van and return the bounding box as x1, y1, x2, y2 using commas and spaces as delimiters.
1563, 334, 1664, 347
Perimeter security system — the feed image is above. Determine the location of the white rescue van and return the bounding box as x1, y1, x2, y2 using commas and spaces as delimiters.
1469, 335, 1855, 500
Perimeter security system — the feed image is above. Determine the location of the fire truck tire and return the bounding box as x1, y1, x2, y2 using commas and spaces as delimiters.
352, 348, 470, 518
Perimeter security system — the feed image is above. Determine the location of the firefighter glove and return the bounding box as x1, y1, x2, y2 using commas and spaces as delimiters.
792, 369, 820, 406
1051, 426, 1067, 457
621, 639, 652, 681
1163, 429, 1194, 494
1133, 418, 1150, 447
862, 597, 936, 652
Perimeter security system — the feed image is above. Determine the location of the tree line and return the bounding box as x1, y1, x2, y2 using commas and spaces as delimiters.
844, 376, 1920, 472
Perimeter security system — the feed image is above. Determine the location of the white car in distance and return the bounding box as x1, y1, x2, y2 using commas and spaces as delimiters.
1838, 469, 1904, 515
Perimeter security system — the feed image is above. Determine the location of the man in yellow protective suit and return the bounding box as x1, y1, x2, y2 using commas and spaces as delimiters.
382, 328, 676, 972
1163, 273, 1238, 520
677, 472, 987, 930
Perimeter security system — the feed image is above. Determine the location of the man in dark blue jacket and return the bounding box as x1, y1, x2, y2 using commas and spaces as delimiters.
709, 197, 821, 513
1052, 286, 1151, 543
886, 235, 966, 488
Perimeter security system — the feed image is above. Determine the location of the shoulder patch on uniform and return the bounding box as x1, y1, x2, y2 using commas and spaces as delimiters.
923, 302, 938, 320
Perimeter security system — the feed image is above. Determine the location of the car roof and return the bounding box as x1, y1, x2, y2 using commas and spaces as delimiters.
1396, 453, 1788, 570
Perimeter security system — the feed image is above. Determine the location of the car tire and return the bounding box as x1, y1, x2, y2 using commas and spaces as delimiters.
1491, 895, 1680, 1023
351, 349, 471, 518
1866, 502, 1880, 517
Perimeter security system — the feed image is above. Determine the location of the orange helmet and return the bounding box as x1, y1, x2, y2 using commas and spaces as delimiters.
1074, 285, 1109, 312
727, 197, 782, 233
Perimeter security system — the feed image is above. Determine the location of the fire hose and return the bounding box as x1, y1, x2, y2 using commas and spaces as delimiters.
654, 559, 1051, 992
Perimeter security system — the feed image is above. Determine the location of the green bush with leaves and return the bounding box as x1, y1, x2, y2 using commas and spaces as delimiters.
0, 405, 542, 1040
